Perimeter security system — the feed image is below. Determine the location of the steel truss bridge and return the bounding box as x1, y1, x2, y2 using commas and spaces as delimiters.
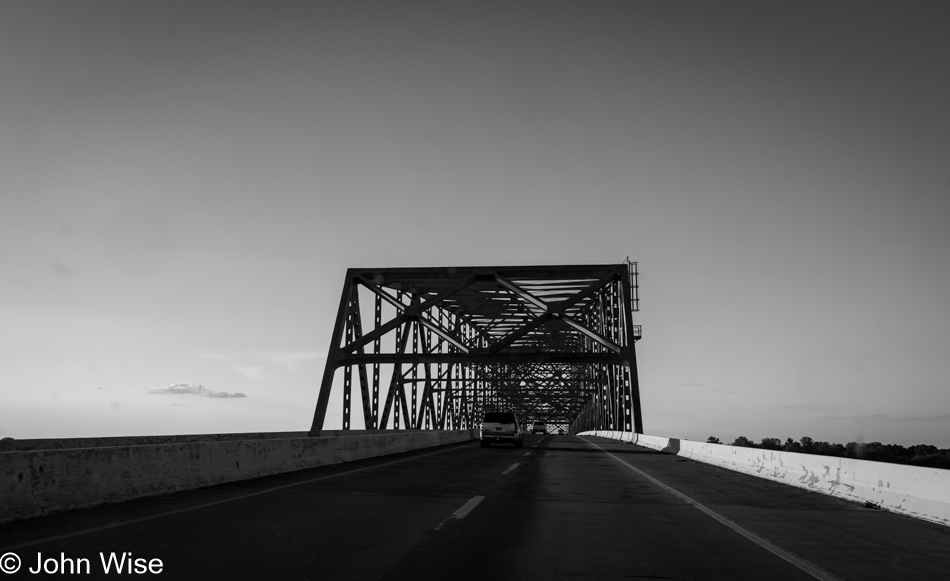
309, 262, 642, 436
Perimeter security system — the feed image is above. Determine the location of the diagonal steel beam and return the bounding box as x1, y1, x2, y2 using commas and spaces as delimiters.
558, 315, 621, 353
379, 319, 411, 429
553, 271, 620, 314
310, 274, 355, 434
487, 311, 554, 353
494, 275, 547, 311
342, 314, 408, 354
487, 272, 618, 353
345, 276, 474, 354
416, 317, 470, 353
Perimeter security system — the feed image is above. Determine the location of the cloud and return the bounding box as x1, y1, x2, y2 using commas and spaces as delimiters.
235, 366, 265, 379
905, 413, 950, 422
52, 262, 72, 277
779, 403, 837, 413
147, 383, 247, 398
818, 412, 950, 422
196, 353, 239, 364
818, 413, 889, 421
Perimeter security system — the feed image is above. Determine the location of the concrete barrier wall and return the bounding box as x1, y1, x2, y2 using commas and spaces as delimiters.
1, 430, 477, 524
0, 432, 310, 452
0, 429, 433, 452
580, 431, 950, 528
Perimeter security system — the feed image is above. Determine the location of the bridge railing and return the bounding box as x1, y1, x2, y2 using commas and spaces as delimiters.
582, 430, 950, 528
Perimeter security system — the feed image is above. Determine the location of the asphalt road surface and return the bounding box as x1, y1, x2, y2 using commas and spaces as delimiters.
1, 435, 948, 580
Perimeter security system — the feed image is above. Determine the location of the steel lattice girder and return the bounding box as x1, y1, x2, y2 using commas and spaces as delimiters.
309, 263, 642, 435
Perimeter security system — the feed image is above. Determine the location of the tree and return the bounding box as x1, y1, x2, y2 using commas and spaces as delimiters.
912, 444, 939, 458
690, 435, 950, 469
845, 442, 865, 458
813, 441, 845, 457
732, 436, 755, 447
799, 436, 815, 453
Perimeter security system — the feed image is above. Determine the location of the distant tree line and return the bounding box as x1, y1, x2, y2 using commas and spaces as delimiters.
704, 436, 950, 470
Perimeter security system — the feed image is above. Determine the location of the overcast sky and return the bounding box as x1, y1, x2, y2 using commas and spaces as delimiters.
2, 1, 949, 446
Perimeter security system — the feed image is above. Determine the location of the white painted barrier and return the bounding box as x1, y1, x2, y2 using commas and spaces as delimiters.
0, 430, 477, 524
580, 431, 950, 528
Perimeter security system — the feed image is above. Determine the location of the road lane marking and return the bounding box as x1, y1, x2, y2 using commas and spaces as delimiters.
523, 452, 531, 456
581, 437, 845, 581
451, 495, 484, 519
501, 462, 520, 474
434, 495, 485, 530
2, 441, 474, 552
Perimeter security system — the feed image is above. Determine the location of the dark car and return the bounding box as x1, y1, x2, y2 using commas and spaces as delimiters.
531, 421, 546, 434
480, 411, 524, 448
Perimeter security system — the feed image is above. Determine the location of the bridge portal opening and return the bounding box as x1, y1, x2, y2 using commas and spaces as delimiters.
309, 263, 642, 436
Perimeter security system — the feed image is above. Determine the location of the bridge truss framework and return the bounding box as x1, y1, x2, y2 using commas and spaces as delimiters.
309, 262, 642, 435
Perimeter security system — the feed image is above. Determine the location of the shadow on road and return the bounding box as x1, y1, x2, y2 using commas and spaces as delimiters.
538, 445, 667, 455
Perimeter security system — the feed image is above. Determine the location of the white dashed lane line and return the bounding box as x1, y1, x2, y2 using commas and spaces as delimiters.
523, 452, 531, 456
501, 463, 520, 474
434, 495, 485, 530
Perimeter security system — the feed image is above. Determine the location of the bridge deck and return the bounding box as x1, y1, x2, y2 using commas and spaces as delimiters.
2, 435, 947, 580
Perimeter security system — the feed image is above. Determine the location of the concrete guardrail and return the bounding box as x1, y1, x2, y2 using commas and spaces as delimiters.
1, 430, 477, 524
580, 431, 950, 528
